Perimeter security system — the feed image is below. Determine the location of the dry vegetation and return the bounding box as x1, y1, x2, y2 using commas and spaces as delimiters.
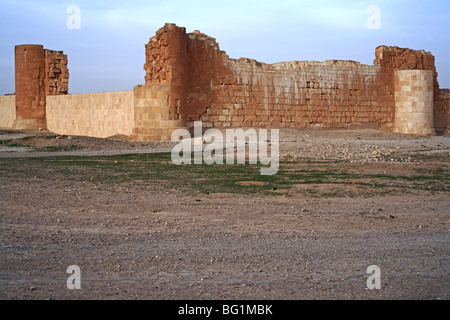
0, 128, 449, 300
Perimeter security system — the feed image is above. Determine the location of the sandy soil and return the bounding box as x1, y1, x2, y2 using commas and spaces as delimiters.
0, 128, 449, 300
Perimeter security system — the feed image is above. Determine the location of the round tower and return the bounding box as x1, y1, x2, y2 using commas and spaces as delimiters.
393, 70, 435, 135
14, 44, 47, 129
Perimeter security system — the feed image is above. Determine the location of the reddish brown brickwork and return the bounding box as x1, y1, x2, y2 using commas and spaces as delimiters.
374, 46, 439, 100
14, 44, 68, 130
9, 24, 447, 140
144, 24, 187, 121
44, 50, 69, 96
14, 45, 46, 129
436, 89, 450, 134
142, 23, 446, 134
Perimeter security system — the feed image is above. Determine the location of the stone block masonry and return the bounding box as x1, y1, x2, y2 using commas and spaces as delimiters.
0, 95, 16, 129
393, 70, 435, 135
14, 45, 46, 130
206, 59, 386, 130
44, 50, 69, 96
140, 23, 447, 137
3, 23, 448, 140
46, 91, 134, 138
435, 89, 450, 134
130, 84, 184, 141
14, 44, 69, 130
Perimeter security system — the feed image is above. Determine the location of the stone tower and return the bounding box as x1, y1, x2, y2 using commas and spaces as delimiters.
14, 44, 69, 130
393, 70, 435, 135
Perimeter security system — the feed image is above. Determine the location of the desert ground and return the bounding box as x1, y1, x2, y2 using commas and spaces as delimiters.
0, 128, 448, 300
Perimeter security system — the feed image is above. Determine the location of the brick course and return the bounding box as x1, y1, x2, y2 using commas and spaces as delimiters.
141, 23, 447, 136
5, 24, 448, 140
393, 70, 435, 135
14, 44, 68, 130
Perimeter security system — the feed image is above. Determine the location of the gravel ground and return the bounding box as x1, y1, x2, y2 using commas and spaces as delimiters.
0, 128, 449, 300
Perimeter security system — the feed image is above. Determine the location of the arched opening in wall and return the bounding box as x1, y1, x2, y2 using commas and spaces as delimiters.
24, 49, 26, 64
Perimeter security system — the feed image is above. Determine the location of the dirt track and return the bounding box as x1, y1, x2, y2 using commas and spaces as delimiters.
0, 128, 449, 300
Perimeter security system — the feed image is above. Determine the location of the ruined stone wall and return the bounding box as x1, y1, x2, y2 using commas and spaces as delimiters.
436, 89, 450, 134
144, 24, 441, 134
44, 50, 69, 96
144, 24, 187, 121
202, 59, 387, 130
6, 25, 446, 141
14, 45, 47, 129
130, 84, 183, 141
374, 46, 439, 101
13, 45, 69, 130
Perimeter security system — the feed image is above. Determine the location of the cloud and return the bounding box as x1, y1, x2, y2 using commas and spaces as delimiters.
1, 0, 449, 92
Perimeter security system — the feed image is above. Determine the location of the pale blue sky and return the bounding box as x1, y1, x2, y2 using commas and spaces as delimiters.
0, 0, 449, 94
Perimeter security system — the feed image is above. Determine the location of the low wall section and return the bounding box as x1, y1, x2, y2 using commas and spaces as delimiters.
46, 91, 134, 138
0, 95, 16, 129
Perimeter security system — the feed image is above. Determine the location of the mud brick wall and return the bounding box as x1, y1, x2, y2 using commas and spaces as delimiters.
144, 24, 445, 133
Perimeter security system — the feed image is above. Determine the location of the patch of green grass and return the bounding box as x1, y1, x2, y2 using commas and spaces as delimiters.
0, 140, 83, 151
0, 140, 29, 148
401, 151, 450, 162
0, 152, 449, 197
34, 145, 82, 152
0, 140, 24, 148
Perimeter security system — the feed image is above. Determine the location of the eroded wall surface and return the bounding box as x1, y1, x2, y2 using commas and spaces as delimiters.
14, 45, 47, 129
3, 24, 447, 140
13, 45, 69, 130
44, 49, 69, 96
436, 89, 450, 134
204, 59, 385, 130
141, 23, 445, 137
